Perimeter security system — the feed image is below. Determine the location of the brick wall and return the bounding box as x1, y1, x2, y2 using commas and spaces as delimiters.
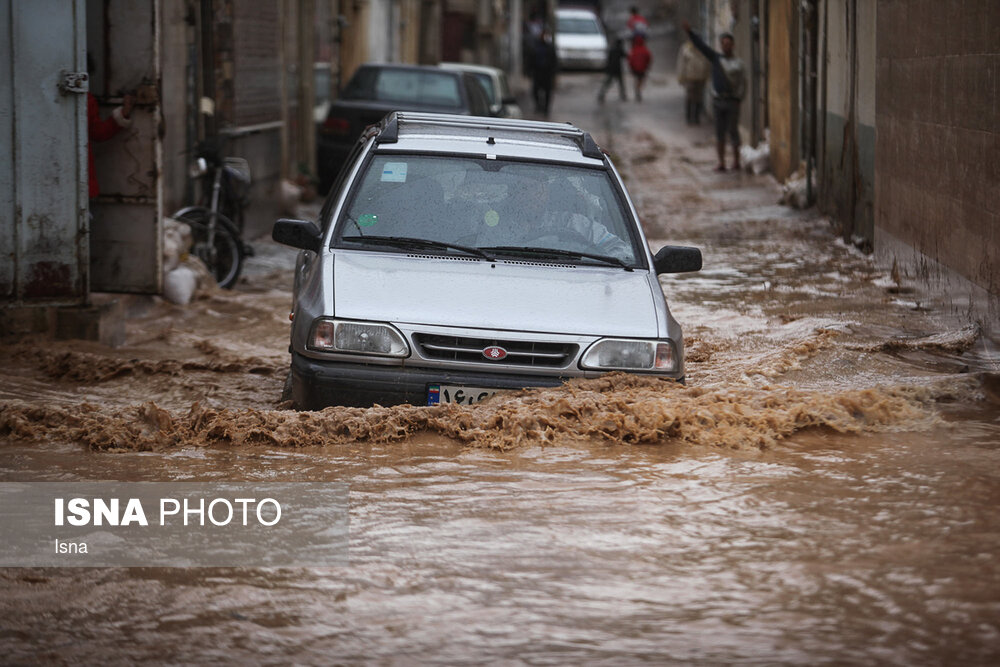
875, 0, 999, 297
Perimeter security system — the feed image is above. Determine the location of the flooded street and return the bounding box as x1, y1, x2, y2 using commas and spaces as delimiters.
4, 18, 1000, 667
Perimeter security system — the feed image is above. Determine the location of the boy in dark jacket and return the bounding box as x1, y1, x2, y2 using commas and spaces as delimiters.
531, 27, 558, 115
597, 37, 628, 102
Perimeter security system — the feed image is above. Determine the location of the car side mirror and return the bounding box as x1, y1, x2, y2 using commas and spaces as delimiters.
273, 218, 322, 253
653, 245, 702, 274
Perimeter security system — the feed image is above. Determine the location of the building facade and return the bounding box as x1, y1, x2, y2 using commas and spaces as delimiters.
687, 0, 998, 326
2, 0, 518, 318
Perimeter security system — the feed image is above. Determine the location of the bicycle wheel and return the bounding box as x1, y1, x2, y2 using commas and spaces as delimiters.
174, 210, 245, 289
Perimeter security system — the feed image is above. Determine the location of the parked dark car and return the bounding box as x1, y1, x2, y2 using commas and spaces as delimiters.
317, 64, 493, 193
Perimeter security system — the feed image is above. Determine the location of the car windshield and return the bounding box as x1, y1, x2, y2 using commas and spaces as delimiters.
341, 68, 462, 108
557, 16, 601, 35
336, 154, 641, 265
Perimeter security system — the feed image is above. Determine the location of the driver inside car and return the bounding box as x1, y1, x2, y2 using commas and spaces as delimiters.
510, 177, 632, 260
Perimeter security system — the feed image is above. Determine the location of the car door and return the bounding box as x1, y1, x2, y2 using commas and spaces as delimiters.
294, 133, 370, 306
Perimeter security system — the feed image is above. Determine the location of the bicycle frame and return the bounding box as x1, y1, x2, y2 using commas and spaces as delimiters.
172, 150, 247, 289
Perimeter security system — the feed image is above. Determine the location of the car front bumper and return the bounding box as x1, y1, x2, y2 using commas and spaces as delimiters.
290, 351, 571, 409
557, 52, 607, 70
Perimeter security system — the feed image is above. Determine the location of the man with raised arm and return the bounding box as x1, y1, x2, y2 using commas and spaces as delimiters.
680, 20, 747, 172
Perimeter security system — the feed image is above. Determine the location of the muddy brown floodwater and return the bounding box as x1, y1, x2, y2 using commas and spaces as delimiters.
3, 61, 1000, 663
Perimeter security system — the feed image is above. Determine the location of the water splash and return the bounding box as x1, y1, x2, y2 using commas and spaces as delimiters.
1, 373, 977, 453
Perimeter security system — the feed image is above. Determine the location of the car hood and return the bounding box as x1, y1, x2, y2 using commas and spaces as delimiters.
556, 34, 607, 50
333, 252, 659, 337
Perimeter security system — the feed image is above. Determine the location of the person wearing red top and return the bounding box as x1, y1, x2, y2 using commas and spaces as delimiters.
628, 34, 652, 102
87, 92, 134, 198
626, 6, 648, 38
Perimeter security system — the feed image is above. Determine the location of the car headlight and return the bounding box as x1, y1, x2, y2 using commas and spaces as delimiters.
308, 319, 409, 357
580, 339, 678, 373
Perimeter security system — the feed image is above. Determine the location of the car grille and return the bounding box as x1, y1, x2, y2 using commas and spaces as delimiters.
413, 334, 577, 368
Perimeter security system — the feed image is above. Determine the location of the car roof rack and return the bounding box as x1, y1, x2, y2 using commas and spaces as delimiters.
376, 111, 605, 161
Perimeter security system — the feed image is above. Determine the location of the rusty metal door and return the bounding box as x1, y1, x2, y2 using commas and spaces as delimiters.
87, 0, 162, 294
0, 0, 89, 305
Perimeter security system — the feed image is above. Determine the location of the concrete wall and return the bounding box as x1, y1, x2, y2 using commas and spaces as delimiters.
767, 0, 798, 181
162, 0, 291, 240
339, 1, 368, 84
731, 1, 759, 146
674, 0, 702, 33
367, 0, 392, 63
399, 0, 422, 64
874, 0, 999, 317
1, 0, 89, 305
159, 3, 190, 216
335, 0, 440, 86
817, 0, 875, 246
212, 0, 286, 238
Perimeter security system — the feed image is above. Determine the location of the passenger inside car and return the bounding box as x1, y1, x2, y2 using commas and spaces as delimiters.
514, 177, 631, 259
341, 154, 637, 262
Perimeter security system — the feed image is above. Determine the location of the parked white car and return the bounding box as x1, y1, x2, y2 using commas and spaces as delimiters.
439, 63, 523, 118
273, 112, 702, 408
555, 8, 608, 70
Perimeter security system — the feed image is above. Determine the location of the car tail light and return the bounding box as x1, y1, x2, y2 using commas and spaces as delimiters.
322, 117, 350, 135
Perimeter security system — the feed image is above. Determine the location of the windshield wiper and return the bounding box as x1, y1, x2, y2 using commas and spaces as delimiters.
478, 246, 633, 271
341, 235, 495, 260
345, 215, 365, 236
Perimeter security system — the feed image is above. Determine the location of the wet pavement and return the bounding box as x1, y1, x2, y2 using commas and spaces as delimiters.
3, 4, 1000, 663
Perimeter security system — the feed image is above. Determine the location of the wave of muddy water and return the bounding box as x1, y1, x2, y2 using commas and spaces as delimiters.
5, 90, 1000, 663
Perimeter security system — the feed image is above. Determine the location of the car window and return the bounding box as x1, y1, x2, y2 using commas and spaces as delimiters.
462, 73, 492, 116
472, 73, 497, 105
557, 16, 601, 35
319, 137, 369, 234
498, 73, 512, 101
337, 155, 641, 264
340, 66, 378, 99
373, 70, 462, 107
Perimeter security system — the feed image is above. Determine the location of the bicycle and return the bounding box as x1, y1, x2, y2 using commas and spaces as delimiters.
172, 138, 252, 289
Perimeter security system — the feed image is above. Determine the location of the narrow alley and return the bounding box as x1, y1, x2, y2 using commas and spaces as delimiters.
2, 2, 1000, 664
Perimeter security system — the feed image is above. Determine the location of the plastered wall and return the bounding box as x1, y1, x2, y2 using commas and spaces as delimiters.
874, 0, 999, 307
818, 0, 875, 246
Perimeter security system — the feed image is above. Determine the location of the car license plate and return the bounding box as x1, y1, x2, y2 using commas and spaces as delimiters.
427, 384, 499, 406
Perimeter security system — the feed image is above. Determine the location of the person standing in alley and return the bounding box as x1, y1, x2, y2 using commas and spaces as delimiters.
598, 36, 628, 103
677, 35, 710, 125
627, 34, 652, 102
531, 26, 558, 116
523, 6, 545, 77
626, 6, 648, 40
681, 20, 746, 171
